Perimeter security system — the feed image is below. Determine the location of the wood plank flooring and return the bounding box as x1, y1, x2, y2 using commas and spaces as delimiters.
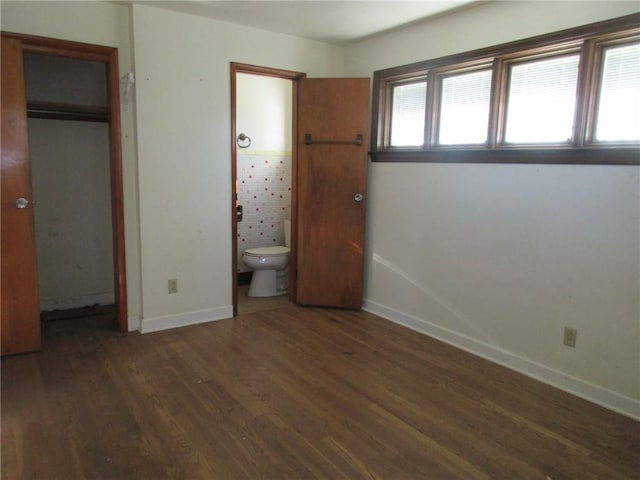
237, 284, 291, 315
2, 305, 638, 479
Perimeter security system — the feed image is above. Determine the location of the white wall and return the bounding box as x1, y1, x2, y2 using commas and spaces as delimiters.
345, 1, 640, 419
237, 73, 292, 154
131, 4, 344, 332
1, 0, 142, 329
29, 119, 115, 310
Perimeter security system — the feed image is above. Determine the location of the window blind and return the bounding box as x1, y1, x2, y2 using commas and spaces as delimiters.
438, 69, 491, 145
505, 54, 579, 143
390, 81, 427, 147
595, 43, 640, 142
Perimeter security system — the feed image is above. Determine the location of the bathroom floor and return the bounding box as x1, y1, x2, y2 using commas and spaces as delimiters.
237, 284, 291, 315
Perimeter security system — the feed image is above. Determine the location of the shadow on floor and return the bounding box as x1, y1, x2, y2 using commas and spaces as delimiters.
41, 304, 117, 340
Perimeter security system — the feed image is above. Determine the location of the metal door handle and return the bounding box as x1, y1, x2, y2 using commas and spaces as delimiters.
16, 197, 29, 209
354, 193, 363, 202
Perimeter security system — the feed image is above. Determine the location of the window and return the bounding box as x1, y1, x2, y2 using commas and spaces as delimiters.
594, 42, 640, 142
438, 68, 492, 145
504, 54, 579, 144
371, 13, 640, 165
390, 80, 427, 146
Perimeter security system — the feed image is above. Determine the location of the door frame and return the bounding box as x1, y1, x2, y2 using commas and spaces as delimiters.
3, 32, 128, 332
230, 63, 305, 316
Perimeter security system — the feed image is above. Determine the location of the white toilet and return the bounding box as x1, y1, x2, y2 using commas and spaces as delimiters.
242, 220, 291, 297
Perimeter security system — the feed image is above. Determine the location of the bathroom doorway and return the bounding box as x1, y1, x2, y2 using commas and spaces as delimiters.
231, 65, 370, 315
231, 63, 305, 316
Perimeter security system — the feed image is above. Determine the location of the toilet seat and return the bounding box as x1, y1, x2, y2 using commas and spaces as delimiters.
244, 246, 290, 257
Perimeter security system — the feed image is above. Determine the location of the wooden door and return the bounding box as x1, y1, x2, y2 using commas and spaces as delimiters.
1, 37, 42, 355
296, 78, 370, 309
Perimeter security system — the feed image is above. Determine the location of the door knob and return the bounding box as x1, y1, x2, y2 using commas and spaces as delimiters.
15, 197, 29, 209
354, 193, 363, 202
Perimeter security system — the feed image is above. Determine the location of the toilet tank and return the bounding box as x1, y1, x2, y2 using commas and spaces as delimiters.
284, 219, 291, 248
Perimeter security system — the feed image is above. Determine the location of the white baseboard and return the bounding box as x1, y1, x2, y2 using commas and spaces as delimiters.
128, 315, 142, 332
139, 305, 233, 334
363, 299, 640, 421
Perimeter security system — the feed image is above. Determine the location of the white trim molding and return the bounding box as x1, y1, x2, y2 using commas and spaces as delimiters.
139, 305, 233, 334
128, 315, 142, 332
363, 299, 640, 421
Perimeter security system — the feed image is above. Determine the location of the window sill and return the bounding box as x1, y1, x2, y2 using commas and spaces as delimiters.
369, 147, 640, 165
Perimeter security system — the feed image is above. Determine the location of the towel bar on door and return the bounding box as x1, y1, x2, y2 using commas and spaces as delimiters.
304, 133, 363, 146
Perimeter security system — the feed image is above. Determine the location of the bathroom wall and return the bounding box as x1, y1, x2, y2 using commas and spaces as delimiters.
236, 74, 293, 272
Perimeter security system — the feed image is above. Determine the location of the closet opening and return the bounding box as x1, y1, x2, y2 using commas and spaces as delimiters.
7, 33, 128, 334
24, 52, 117, 329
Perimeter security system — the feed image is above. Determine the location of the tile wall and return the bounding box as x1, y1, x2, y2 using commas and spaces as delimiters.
237, 152, 291, 272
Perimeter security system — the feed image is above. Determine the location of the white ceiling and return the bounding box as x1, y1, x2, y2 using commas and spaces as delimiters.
125, 1, 479, 45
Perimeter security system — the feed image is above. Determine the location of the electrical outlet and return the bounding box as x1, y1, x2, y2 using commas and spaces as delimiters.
563, 327, 577, 347
168, 278, 178, 294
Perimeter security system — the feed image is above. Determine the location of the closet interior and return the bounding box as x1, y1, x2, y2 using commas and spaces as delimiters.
24, 53, 116, 324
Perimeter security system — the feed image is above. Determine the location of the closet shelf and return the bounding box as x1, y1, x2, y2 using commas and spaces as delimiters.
27, 101, 109, 122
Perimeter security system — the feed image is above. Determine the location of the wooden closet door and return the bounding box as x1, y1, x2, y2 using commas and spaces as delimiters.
1, 36, 42, 355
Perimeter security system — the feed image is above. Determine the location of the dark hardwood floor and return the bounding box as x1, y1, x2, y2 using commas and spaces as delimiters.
2, 305, 638, 479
